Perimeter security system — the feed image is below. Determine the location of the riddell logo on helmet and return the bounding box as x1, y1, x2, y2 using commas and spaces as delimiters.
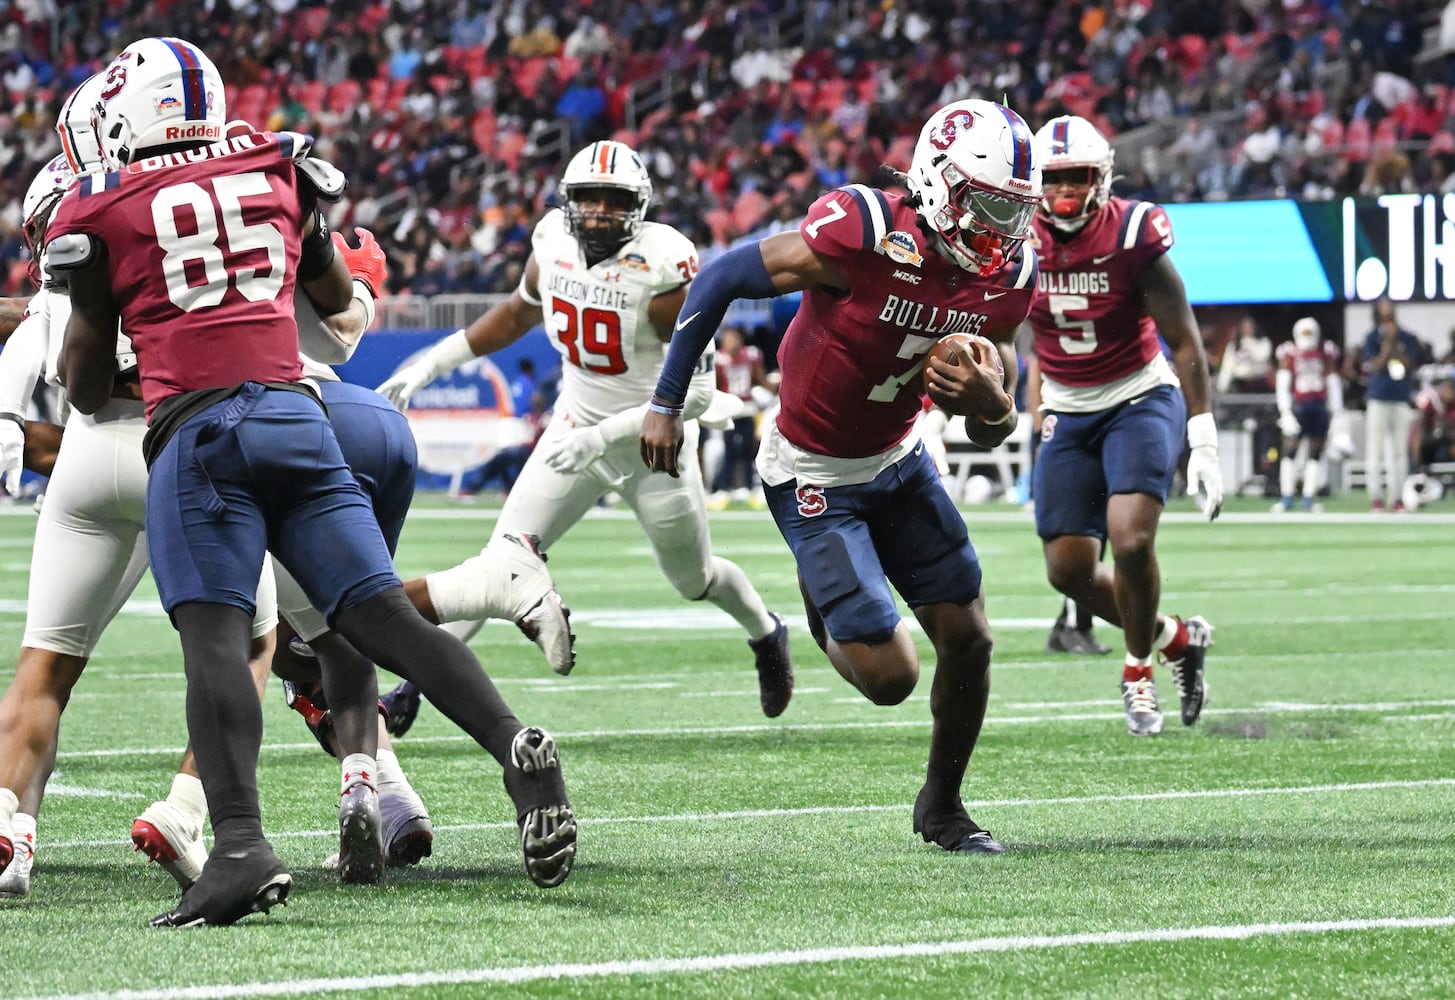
1004, 177, 1034, 192
164, 123, 222, 141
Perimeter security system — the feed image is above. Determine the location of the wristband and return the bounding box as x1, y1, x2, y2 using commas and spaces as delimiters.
1187, 411, 1218, 449
978, 394, 1016, 426
0, 412, 24, 430
647, 397, 684, 416
297, 211, 337, 283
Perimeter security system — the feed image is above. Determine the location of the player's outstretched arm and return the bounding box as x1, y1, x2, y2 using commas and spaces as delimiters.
377, 256, 544, 410
642, 232, 841, 476
1141, 254, 1222, 519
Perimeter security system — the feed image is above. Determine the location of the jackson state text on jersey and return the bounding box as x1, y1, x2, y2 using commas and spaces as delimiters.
777, 185, 1038, 459
530, 208, 696, 424
45, 131, 306, 419
1028, 198, 1173, 389
1276, 339, 1339, 404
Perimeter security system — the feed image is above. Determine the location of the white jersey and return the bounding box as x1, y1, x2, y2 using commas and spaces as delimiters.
530, 209, 695, 425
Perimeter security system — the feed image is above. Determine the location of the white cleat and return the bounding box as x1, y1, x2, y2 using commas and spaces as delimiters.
495, 533, 576, 675
0, 832, 34, 898
132, 799, 208, 890
380, 783, 433, 867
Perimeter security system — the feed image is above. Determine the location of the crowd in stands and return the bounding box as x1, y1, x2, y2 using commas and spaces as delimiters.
0, 0, 1451, 299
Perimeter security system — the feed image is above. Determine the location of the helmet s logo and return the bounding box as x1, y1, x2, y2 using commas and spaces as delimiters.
930, 110, 973, 151
100, 65, 127, 101
795, 487, 827, 518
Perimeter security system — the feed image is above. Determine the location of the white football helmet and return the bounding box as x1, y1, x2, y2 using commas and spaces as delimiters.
1292, 317, 1320, 350
21, 154, 75, 282
1033, 114, 1115, 232
57, 72, 106, 175
904, 100, 1042, 275
94, 36, 225, 169
559, 140, 653, 259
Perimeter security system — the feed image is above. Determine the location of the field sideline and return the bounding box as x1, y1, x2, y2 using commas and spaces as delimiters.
2, 493, 1453, 998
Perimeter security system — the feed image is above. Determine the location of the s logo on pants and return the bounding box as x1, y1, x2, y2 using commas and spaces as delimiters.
795, 486, 827, 518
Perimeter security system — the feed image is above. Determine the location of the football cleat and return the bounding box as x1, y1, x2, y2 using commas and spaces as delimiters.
498, 532, 576, 675
1045, 607, 1111, 655
912, 786, 1005, 854
150, 844, 291, 928
132, 799, 208, 891
502, 727, 577, 888
1120, 676, 1164, 736
380, 680, 422, 738
336, 783, 385, 885
1162, 615, 1213, 726
0, 830, 34, 898
380, 785, 434, 868
748, 613, 794, 718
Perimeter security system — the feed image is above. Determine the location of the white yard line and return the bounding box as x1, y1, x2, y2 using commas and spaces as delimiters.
21, 914, 1455, 1000
46, 777, 1455, 850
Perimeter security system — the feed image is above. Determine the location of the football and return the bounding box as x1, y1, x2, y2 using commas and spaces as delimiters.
923, 333, 1007, 418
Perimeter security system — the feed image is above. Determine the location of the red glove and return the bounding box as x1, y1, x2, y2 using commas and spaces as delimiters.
332, 226, 387, 298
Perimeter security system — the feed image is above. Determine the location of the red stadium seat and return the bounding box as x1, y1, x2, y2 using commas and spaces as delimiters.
327, 79, 363, 116
1343, 117, 1372, 161
1371, 117, 1400, 158
366, 77, 389, 108
705, 208, 734, 244
732, 189, 769, 233
1430, 130, 1455, 155
496, 130, 528, 170
514, 57, 551, 99
295, 80, 327, 116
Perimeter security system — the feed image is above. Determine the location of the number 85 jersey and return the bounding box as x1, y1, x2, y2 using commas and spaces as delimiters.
529, 208, 696, 425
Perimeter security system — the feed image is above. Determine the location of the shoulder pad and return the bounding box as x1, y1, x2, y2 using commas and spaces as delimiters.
295, 155, 347, 203
44, 233, 98, 271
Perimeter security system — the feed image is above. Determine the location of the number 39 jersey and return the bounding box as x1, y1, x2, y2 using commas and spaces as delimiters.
45, 131, 305, 419
530, 208, 695, 425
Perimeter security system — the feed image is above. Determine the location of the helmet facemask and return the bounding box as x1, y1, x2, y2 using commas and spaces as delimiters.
564, 184, 644, 261
925, 160, 1038, 276
1040, 165, 1106, 232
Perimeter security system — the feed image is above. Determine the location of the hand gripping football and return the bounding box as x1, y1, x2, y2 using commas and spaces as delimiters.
923, 333, 1010, 421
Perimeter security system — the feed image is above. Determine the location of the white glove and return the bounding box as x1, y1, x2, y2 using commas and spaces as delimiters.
1277, 409, 1300, 438
375, 330, 476, 411
543, 424, 608, 475
376, 361, 438, 411
1185, 411, 1223, 521
0, 418, 24, 496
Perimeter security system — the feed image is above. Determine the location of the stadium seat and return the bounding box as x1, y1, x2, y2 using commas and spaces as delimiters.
295, 80, 327, 116
732, 190, 769, 233
327, 79, 363, 116
1430, 130, 1455, 155
514, 57, 551, 99
1343, 117, 1372, 161
1371, 117, 1400, 159
496, 130, 529, 171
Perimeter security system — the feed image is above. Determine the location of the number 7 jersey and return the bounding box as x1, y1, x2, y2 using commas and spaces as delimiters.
530, 208, 696, 425
45, 131, 305, 419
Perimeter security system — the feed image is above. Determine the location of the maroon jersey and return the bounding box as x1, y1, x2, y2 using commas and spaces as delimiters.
715, 344, 762, 401
47, 131, 306, 419
1276, 340, 1339, 404
1028, 197, 1173, 388
777, 186, 1038, 458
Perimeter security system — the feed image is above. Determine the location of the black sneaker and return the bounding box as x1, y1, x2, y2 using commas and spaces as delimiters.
1162, 615, 1213, 726
748, 613, 794, 718
149, 843, 291, 928
380, 680, 422, 738
502, 727, 577, 888
912, 786, 1005, 854
337, 783, 384, 885
1046, 608, 1111, 655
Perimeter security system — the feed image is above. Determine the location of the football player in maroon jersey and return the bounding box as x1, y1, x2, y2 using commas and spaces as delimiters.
643, 100, 1044, 855
1027, 115, 1223, 737
21, 37, 575, 925
1272, 317, 1343, 513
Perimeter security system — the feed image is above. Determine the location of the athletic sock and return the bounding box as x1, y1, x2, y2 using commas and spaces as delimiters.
703, 556, 776, 639
425, 549, 511, 623
340, 753, 378, 794
167, 772, 208, 826
10, 812, 35, 857
1122, 657, 1154, 683
375, 747, 406, 788
0, 788, 17, 827
1154, 615, 1187, 661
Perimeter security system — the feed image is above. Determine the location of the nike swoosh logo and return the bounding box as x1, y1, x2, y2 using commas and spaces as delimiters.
984, 291, 1007, 301
1092, 253, 1115, 264
674, 311, 701, 332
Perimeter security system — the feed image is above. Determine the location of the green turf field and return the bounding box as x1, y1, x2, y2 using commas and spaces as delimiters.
2, 493, 1453, 998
